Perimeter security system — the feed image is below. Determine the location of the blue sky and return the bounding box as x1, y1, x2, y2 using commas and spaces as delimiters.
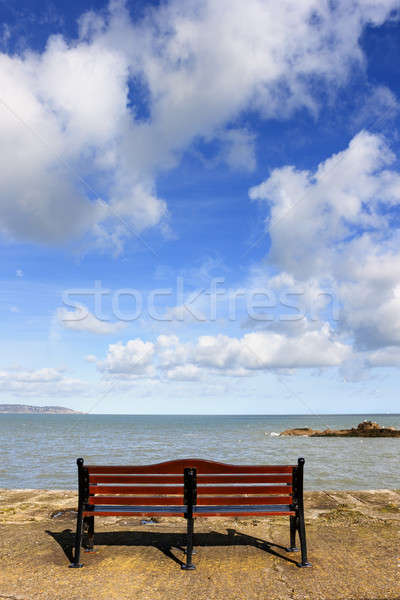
1, 0, 400, 413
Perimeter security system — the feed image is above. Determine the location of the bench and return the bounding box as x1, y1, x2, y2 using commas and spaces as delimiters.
69, 457, 311, 569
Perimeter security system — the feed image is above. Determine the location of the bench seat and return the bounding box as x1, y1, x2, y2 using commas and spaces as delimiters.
70, 457, 310, 570
85, 504, 294, 515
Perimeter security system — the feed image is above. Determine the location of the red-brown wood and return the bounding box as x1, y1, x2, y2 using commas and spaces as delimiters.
89, 484, 292, 496
192, 510, 296, 517
197, 475, 293, 484
89, 475, 184, 484
81, 458, 299, 527
86, 459, 295, 475
196, 485, 292, 495
196, 496, 292, 506
83, 510, 186, 518
89, 474, 292, 484
83, 510, 295, 518
89, 485, 184, 495
88, 496, 185, 506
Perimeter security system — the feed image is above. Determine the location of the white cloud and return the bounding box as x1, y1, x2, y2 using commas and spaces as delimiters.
250, 130, 400, 279
97, 338, 155, 376
0, 0, 398, 250
95, 325, 350, 379
57, 304, 127, 334
193, 328, 350, 370
0, 15, 165, 249
156, 334, 191, 367
85, 354, 97, 363
367, 346, 400, 367
337, 237, 400, 351
250, 130, 400, 367
16, 269, 23, 277
351, 85, 399, 130
166, 364, 202, 381
0, 367, 87, 396
217, 129, 256, 172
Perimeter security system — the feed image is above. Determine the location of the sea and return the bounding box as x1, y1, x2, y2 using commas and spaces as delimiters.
0, 413, 399, 490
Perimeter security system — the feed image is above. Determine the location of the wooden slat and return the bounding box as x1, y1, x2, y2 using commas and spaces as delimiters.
89, 474, 292, 485
83, 510, 295, 517
83, 510, 186, 517
86, 459, 295, 475
89, 475, 183, 484
88, 496, 184, 506
90, 484, 291, 496
196, 496, 292, 506
89, 485, 183, 495
196, 485, 292, 495
192, 511, 295, 517
197, 475, 292, 484
194, 505, 292, 513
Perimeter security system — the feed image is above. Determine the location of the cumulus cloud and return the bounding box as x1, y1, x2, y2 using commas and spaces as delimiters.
93, 326, 350, 380
367, 346, 400, 367
0, 0, 398, 250
57, 304, 127, 334
0, 367, 87, 396
197, 328, 349, 370
166, 364, 202, 381
250, 130, 400, 367
338, 237, 400, 351
157, 334, 190, 367
250, 131, 400, 278
97, 338, 155, 376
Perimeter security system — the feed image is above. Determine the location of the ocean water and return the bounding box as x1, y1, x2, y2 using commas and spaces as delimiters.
0, 414, 399, 490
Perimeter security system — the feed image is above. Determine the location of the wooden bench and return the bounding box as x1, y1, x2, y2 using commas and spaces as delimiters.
69, 457, 311, 569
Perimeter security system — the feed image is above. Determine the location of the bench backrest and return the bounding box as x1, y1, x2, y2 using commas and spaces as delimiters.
78, 458, 303, 517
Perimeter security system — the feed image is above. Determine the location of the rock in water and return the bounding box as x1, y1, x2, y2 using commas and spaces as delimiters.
280, 420, 400, 437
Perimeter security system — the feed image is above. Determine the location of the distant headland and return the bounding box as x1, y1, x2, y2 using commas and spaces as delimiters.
0, 404, 82, 414
280, 420, 400, 438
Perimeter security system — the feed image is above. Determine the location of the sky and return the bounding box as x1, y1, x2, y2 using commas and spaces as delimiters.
1, 0, 400, 414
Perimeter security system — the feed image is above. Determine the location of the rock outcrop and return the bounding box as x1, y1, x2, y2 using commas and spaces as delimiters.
280, 420, 400, 437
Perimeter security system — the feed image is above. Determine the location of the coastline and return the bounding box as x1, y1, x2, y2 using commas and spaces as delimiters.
0, 488, 399, 599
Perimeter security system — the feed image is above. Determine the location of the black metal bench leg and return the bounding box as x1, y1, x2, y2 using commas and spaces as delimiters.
297, 514, 312, 567
84, 516, 95, 552
69, 458, 86, 568
69, 507, 84, 568
292, 457, 312, 567
181, 516, 195, 570
286, 515, 299, 552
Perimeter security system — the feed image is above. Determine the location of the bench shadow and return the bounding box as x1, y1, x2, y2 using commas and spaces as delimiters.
45, 527, 299, 568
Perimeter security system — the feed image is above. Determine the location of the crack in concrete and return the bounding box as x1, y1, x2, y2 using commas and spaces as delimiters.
322, 491, 346, 505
